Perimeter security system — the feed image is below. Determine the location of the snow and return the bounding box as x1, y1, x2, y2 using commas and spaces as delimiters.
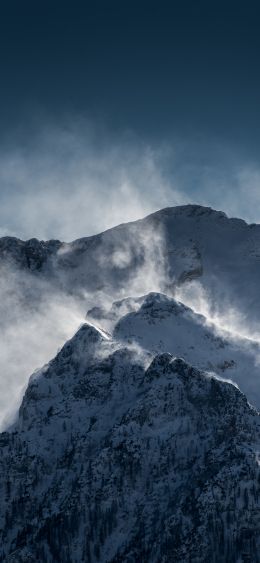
0, 204, 260, 560
1, 320, 260, 561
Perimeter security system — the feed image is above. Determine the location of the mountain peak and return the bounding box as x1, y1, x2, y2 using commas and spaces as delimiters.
1, 315, 259, 561
148, 203, 228, 221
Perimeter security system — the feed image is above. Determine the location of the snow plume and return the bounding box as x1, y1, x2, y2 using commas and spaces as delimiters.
175, 279, 260, 343
0, 121, 184, 241
96, 221, 169, 301
128, 222, 169, 296
0, 220, 168, 429
0, 263, 86, 430
92, 330, 152, 371
1, 118, 260, 242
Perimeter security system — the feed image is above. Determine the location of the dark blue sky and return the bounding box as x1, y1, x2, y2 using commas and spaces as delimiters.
0, 1, 259, 153
0, 0, 260, 238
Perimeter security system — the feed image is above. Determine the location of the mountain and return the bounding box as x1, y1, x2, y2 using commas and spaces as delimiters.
1, 204, 260, 331
0, 321, 260, 562
110, 292, 260, 409
1, 205, 260, 562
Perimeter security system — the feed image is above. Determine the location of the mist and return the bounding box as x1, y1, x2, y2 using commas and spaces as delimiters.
0, 217, 169, 429
175, 279, 260, 343
0, 263, 87, 428
0, 122, 184, 241
0, 119, 260, 243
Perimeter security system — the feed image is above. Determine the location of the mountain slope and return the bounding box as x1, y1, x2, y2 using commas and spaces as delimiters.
2, 205, 260, 331
87, 292, 260, 409
0, 321, 260, 562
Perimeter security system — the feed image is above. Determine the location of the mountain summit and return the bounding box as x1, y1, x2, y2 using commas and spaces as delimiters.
1, 204, 260, 327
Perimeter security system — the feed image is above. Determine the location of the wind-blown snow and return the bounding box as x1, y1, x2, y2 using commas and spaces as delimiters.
1, 204, 260, 425
0, 205, 260, 560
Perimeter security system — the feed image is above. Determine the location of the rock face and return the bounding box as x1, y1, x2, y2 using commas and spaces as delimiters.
0, 322, 260, 562
0, 237, 61, 271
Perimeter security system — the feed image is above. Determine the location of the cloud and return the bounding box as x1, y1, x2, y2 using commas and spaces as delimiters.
0, 117, 259, 243
0, 121, 186, 241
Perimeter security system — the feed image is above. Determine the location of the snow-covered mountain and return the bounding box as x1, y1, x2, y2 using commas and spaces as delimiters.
0, 322, 260, 562
110, 292, 260, 409
1, 205, 260, 562
1, 204, 260, 330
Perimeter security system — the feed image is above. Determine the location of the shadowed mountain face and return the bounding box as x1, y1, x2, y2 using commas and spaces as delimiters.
0, 323, 260, 562
1, 206, 260, 562
1, 204, 260, 328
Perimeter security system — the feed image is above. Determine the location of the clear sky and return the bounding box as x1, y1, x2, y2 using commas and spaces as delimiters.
0, 0, 260, 239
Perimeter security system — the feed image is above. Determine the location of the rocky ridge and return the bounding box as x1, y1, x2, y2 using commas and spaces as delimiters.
0, 317, 259, 561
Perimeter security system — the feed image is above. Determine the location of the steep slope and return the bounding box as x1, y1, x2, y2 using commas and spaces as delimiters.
1, 205, 260, 330
95, 292, 260, 409
0, 321, 260, 562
